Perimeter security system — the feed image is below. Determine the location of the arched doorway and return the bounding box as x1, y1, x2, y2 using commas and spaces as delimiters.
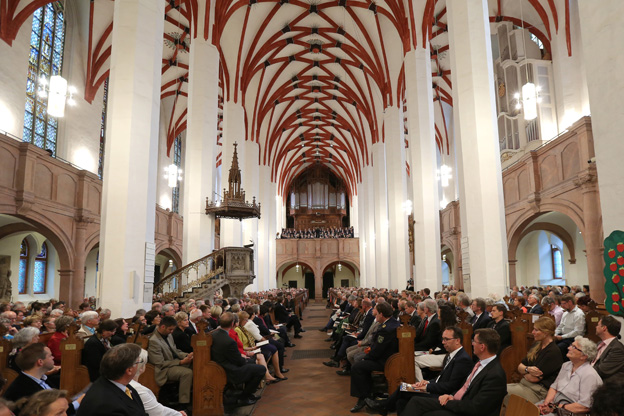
320, 261, 359, 298
276, 261, 316, 298
509, 212, 584, 288
155, 249, 181, 286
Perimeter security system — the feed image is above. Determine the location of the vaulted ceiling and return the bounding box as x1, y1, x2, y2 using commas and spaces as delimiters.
1, 0, 571, 198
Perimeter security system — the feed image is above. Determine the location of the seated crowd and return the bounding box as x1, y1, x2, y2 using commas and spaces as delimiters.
279, 226, 354, 239
320, 284, 623, 416
0, 288, 308, 415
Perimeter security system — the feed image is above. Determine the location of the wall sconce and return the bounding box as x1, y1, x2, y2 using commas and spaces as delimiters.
295, 263, 300, 272
402, 200, 413, 216
164, 164, 182, 188
38, 75, 77, 118
338, 262, 342, 272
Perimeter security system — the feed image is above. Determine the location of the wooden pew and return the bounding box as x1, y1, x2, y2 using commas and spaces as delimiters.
501, 310, 531, 383
59, 324, 91, 397
127, 328, 161, 397
191, 322, 227, 416
0, 328, 17, 396
384, 324, 416, 395
456, 311, 474, 358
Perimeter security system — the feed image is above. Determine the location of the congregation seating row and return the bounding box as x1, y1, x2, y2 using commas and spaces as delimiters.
0, 291, 308, 416
382, 302, 608, 392
327, 289, 607, 393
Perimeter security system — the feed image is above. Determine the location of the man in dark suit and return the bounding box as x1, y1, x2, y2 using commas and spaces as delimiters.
406, 301, 422, 329
414, 299, 442, 352
82, 319, 117, 382
4, 343, 80, 414
366, 326, 474, 415
487, 304, 511, 354
400, 328, 507, 416
211, 312, 266, 406
186, 309, 202, 336
593, 315, 624, 383
470, 298, 492, 331
274, 296, 304, 338
77, 343, 148, 416
527, 294, 544, 314
350, 302, 400, 412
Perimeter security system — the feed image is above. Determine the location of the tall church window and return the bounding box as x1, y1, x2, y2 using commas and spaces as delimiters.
23, 2, 65, 155
551, 245, 563, 279
172, 135, 182, 213
98, 78, 109, 178
33, 243, 48, 294
18, 239, 29, 294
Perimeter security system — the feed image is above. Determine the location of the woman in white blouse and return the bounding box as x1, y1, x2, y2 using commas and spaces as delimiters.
129, 349, 187, 416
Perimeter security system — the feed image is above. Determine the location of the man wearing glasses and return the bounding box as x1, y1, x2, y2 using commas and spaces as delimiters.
77, 343, 148, 416
365, 326, 473, 415
400, 328, 507, 416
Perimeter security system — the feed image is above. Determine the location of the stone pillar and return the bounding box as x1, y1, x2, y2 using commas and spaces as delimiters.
355, 185, 367, 288
578, 0, 624, 238
362, 165, 377, 287
182, 0, 218, 264
257, 165, 272, 291
268, 180, 277, 290
71, 221, 87, 307
447, 0, 508, 297
99, 0, 164, 317
372, 144, 389, 288
508, 259, 517, 289
575, 168, 604, 302
220, 101, 245, 247
384, 106, 410, 289
405, 48, 442, 291
58, 270, 73, 307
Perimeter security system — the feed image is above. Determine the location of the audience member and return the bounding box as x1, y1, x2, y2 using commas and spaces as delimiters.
16, 389, 69, 416
554, 294, 586, 357
47, 316, 73, 366
487, 304, 511, 354
400, 328, 507, 416
147, 316, 193, 412
171, 312, 192, 354
211, 312, 265, 406
592, 315, 624, 383
129, 348, 186, 416
537, 336, 602, 415
76, 311, 99, 340
76, 343, 147, 416
502, 317, 563, 412
82, 319, 117, 382
349, 302, 399, 413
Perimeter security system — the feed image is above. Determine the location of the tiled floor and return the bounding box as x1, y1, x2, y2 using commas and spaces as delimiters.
252, 302, 362, 416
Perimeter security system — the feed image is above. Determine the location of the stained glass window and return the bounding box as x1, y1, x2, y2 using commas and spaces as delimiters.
172, 135, 182, 213
33, 242, 48, 294
18, 239, 29, 294
23, 2, 65, 155
98, 78, 109, 179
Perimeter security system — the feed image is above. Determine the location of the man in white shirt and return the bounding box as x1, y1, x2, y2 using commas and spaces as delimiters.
554, 294, 586, 358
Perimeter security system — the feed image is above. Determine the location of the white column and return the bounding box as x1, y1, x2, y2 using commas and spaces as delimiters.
220, 101, 245, 247
268, 180, 277, 290
447, 0, 508, 297
99, 0, 164, 317
551, 0, 590, 132
182, 1, 218, 264
372, 143, 389, 288
355, 185, 367, 288
242, 140, 259, 285
405, 48, 442, 291
361, 166, 377, 287
350, 194, 359, 235
256, 165, 272, 291
384, 106, 410, 289
578, 0, 624, 237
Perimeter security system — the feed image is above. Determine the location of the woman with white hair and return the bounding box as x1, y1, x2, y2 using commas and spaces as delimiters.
129, 348, 187, 416
537, 336, 603, 415
8, 326, 40, 370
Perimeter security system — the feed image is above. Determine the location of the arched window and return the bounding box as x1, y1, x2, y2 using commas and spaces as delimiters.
33, 242, 48, 294
18, 239, 29, 294
22, 2, 66, 155
172, 134, 182, 213
551, 245, 563, 279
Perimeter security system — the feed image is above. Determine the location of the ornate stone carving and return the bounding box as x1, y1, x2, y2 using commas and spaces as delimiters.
0, 256, 12, 302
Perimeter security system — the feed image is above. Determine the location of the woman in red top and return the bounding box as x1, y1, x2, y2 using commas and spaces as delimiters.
47, 315, 74, 365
